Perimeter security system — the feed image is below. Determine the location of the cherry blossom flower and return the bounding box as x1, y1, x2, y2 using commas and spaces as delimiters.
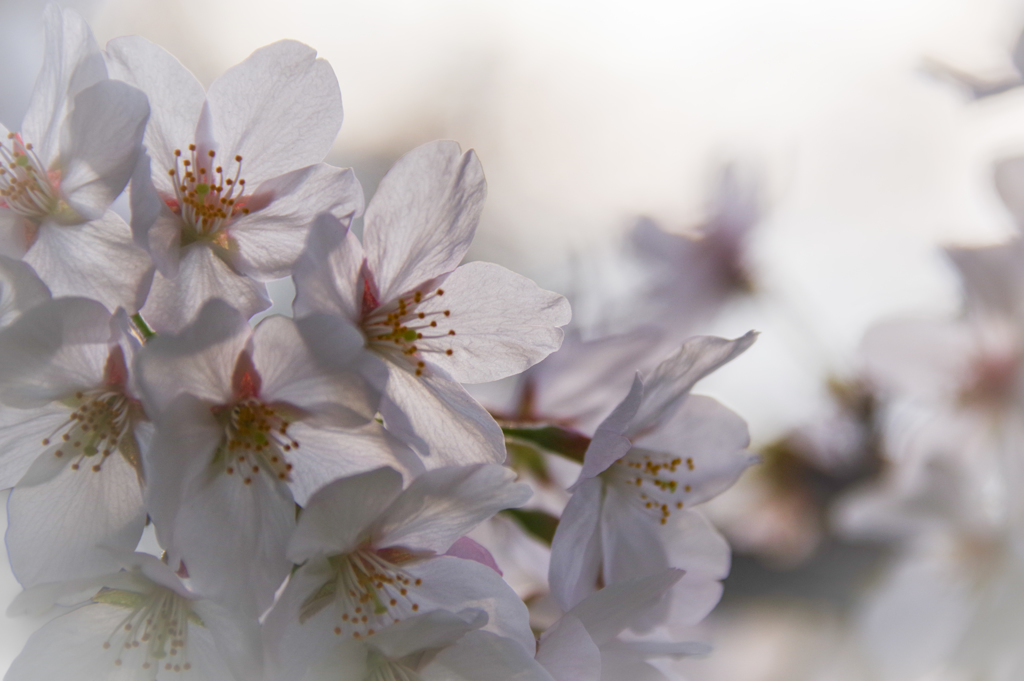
293, 141, 571, 466
0, 5, 152, 312
263, 464, 535, 680
0, 256, 50, 328
549, 333, 757, 613
300, 609, 555, 681
105, 35, 362, 332
0, 297, 149, 588
536, 569, 708, 681
135, 299, 407, 615
5, 551, 261, 680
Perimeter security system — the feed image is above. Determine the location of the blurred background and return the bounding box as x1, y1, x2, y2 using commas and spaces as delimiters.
4, 0, 1024, 678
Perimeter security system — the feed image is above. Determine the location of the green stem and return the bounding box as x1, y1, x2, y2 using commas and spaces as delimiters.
501, 424, 591, 464
131, 313, 155, 340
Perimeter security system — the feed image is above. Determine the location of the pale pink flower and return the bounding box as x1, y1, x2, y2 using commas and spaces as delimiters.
135, 300, 406, 615
549, 333, 757, 615
0, 297, 149, 588
293, 141, 571, 466
106, 36, 362, 332
0, 5, 152, 312
5, 551, 262, 680
263, 464, 535, 680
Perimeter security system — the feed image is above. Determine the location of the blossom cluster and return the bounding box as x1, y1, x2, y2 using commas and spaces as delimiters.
0, 6, 758, 680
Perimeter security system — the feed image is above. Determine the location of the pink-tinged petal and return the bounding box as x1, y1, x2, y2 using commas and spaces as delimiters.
631, 395, 755, 506
380, 363, 505, 466
292, 213, 364, 322
139, 244, 269, 334
0, 255, 50, 328
423, 630, 556, 681
446, 536, 502, 575
536, 615, 602, 681
549, 477, 605, 612
104, 35, 207, 187
412, 262, 570, 384
58, 79, 149, 220
400, 556, 536, 654
252, 314, 378, 427
229, 163, 363, 279
285, 422, 423, 507
0, 405, 70, 488
0, 297, 109, 408
371, 464, 531, 554
287, 467, 404, 563
568, 569, 684, 647
369, 609, 487, 660
629, 332, 757, 440
578, 374, 644, 481
6, 448, 145, 588
363, 141, 486, 303
135, 298, 248, 415
21, 5, 106, 168
204, 40, 343, 183
0, 209, 35, 258
25, 212, 153, 313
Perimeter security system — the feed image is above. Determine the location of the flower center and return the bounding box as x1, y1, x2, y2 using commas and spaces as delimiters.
300, 548, 426, 639
41, 388, 142, 475
604, 448, 697, 525
0, 133, 66, 220
93, 585, 202, 673
166, 144, 249, 243
363, 287, 456, 377
212, 398, 298, 484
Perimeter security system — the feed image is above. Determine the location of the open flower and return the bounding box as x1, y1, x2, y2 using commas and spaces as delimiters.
135, 299, 406, 615
0, 5, 152, 312
300, 609, 555, 681
105, 35, 362, 332
293, 141, 571, 466
263, 464, 535, 680
549, 333, 757, 613
5, 551, 261, 680
536, 569, 709, 681
0, 297, 149, 588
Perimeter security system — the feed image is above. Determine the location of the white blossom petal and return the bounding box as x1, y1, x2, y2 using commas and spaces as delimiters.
292, 213, 364, 322
422, 630, 555, 681
0, 405, 71, 488
0, 210, 34, 258
370, 464, 531, 554
204, 40, 343, 184
369, 609, 487, 660
104, 35, 206, 186
6, 447, 145, 588
286, 467, 404, 563
567, 569, 684, 647
139, 245, 269, 334
21, 5, 106, 168
412, 262, 570, 384
548, 477, 605, 612
24, 212, 153, 313
0, 255, 50, 328
58, 79, 149, 220
535, 615, 602, 681
363, 141, 485, 303
229, 164, 363, 279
